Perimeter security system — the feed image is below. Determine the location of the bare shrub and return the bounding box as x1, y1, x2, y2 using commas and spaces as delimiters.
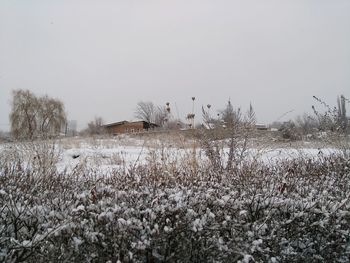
312, 95, 349, 134
1, 144, 350, 262
279, 121, 302, 141
1, 132, 350, 262
295, 113, 318, 135
311, 95, 350, 158
198, 101, 257, 172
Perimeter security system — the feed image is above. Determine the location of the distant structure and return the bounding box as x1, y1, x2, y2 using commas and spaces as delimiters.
65, 120, 77, 136
104, 121, 158, 135
255, 124, 268, 131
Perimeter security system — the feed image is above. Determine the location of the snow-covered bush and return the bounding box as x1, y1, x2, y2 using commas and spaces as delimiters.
1, 142, 350, 262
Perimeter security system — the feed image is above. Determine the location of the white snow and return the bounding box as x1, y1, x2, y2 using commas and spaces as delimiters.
0, 136, 340, 176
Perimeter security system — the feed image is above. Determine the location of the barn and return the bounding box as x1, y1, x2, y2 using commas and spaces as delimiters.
104, 121, 158, 135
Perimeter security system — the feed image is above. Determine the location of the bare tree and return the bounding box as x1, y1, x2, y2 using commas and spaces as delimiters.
220, 100, 241, 128
10, 90, 40, 139
38, 95, 66, 137
134, 101, 172, 127
154, 105, 169, 127
10, 89, 67, 140
134, 101, 155, 124
84, 117, 105, 135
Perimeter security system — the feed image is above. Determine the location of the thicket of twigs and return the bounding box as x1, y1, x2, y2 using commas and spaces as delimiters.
1, 139, 350, 263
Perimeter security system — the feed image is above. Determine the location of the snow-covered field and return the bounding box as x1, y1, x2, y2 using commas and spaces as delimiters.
1, 135, 349, 262
55, 137, 337, 174
0, 135, 341, 173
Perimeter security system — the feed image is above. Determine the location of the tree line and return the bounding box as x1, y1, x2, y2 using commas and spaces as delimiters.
8, 89, 349, 140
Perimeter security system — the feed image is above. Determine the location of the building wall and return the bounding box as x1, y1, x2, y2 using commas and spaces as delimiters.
106, 122, 154, 135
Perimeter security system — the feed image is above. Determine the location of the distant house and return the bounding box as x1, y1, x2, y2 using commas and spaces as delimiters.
255, 124, 268, 130
104, 121, 158, 135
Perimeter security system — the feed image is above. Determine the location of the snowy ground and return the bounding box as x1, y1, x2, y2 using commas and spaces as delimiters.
62, 147, 338, 172
55, 137, 338, 174
0, 136, 339, 175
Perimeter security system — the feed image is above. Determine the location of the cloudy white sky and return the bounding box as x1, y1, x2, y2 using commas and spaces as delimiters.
1, 0, 349, 131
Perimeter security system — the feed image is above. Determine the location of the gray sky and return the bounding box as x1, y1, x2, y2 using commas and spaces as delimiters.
1, 0, 350, 131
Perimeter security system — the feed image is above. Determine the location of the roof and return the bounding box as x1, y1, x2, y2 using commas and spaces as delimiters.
104, 121, 129, 127
104, 120, 159, 127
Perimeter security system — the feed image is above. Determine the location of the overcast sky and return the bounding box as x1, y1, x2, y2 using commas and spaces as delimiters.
1, 0, 349, 131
